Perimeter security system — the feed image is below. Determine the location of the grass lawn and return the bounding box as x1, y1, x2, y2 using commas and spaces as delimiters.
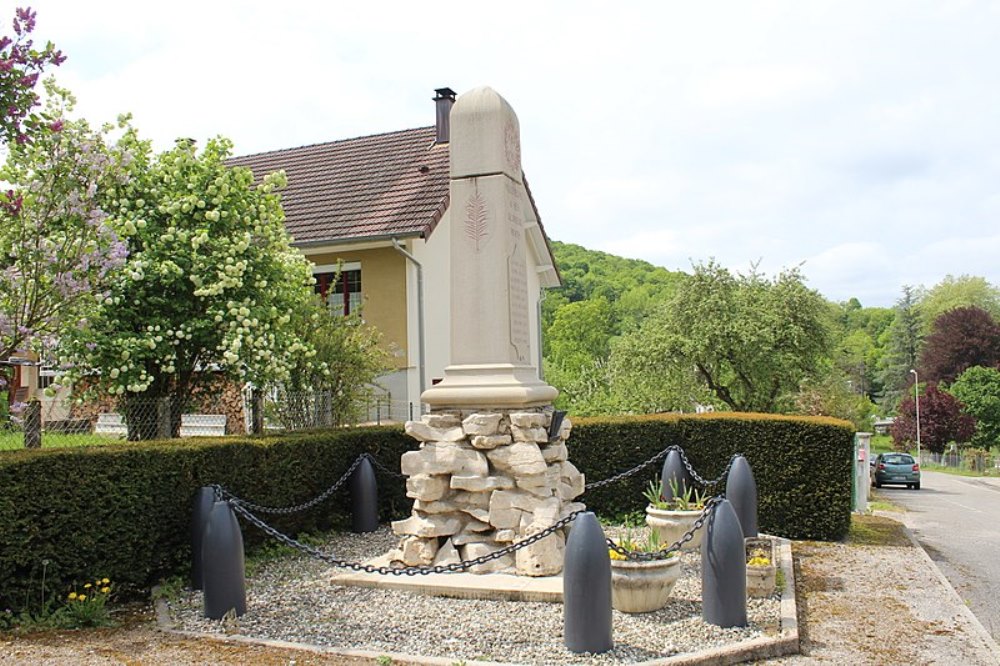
0, 430, 124, 452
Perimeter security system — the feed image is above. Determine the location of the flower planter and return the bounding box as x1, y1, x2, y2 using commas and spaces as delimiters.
610, 556, 681, 613
745, 536, 777, 597
645, 505, 704, 551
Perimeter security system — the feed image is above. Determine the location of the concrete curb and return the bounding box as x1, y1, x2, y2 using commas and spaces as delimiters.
896, 521, 1000, 662
153, 535, 799, 666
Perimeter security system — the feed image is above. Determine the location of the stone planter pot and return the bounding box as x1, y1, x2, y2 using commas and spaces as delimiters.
645, 505, 704, 551
610, 555, 681, 613
745, 536, 777, 597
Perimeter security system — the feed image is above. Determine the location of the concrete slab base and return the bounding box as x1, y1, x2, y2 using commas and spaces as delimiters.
330, 554, 564, 602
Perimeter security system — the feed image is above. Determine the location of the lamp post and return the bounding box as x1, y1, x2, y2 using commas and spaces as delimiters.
910, 369, 921, 463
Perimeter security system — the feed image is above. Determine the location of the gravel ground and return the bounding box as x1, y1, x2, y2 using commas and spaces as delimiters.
167, 526, 781, 665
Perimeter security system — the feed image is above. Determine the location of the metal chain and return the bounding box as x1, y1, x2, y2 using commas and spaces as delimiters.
682, 451, 743, 489
606, 495, 722, 560
584, 446, 676, 491
583, 444, 743, 491
216, 453, 370, 515
365, 453, 407, 479
231, 501, 585, 576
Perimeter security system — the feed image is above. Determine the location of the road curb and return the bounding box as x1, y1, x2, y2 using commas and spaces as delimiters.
896, 519, 1000, 662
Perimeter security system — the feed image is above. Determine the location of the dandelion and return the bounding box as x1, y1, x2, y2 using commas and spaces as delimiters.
100, 586, 110, 594
84, 583, 92, 589
78, 594, 86, 602
101, 578, 109, 584
68, 592, 77, 600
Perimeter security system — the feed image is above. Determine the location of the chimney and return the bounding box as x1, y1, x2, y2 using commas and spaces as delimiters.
433, 87, 456, 144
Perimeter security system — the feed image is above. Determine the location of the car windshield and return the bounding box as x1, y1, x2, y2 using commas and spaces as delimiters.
883, 454, 914, 465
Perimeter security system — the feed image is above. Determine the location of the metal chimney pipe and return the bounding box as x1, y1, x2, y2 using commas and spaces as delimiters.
433, 87, 456, 144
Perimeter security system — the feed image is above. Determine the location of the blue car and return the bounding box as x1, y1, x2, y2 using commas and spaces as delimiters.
871, 453, 921, 490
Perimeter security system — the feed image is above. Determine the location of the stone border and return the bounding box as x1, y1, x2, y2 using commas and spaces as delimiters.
152, 535, 799, 666
896, 520, 1000, 658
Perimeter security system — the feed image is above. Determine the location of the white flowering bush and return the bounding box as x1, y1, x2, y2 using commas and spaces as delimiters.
58, 134, 320, 438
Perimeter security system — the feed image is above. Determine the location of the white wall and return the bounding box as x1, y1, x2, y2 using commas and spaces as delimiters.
411, 208, 453, 405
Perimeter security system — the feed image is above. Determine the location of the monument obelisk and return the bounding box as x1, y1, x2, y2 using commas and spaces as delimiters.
390, 87, 583, 577
421, 86, 558, 409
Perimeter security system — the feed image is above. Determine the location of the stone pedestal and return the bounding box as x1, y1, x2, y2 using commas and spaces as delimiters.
389, 408, 584, 576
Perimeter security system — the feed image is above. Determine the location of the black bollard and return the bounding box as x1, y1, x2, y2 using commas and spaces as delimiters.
701, 499, 747, 628
350, 456, 379, 533
191, 487, 217, 590
726, 455, 758, 538
661, 449, 693, 502
563, 512, 613, 654
202, 500, 246, 620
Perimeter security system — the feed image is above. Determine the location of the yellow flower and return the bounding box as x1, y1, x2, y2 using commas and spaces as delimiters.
68, 592, 78, 600
78, 594, 87, 602
101, 578, 110, 584
100, 587, 110, 594
84, 583, 92, 589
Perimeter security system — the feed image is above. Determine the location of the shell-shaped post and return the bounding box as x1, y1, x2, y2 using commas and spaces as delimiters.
563, 511, 613, 653
701, 499, 747, 628
351, 456, 379, 533
202, 500, 247, 620
726, 455, 758, 538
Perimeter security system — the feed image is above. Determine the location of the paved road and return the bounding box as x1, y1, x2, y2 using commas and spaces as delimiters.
880, 469, 1000, 641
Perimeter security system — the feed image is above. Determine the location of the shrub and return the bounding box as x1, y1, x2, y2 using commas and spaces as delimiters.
570, 412, 854, 541
0, 426, 416, 613
0, 412, 852, 613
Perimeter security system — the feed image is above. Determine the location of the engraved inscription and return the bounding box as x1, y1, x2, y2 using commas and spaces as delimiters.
505, 180, 521, 230
504, 120, 521, 176
508, 242, 530, 363
464, 190, 489, 253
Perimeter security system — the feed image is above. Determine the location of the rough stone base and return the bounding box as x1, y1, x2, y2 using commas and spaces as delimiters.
388, 407, 584, 576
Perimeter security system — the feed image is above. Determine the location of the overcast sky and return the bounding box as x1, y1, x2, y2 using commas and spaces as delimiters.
25, 0, 1000, 307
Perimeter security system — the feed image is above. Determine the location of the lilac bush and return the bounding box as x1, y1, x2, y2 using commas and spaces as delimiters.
0, 7, 65, 146
0, 82, 130, 363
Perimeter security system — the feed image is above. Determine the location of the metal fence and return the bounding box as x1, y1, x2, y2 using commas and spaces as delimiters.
920, 450, 1000, 473
0, 387, 430, 450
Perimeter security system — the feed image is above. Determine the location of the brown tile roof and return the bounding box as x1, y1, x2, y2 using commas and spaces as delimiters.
228, 126, 449, 246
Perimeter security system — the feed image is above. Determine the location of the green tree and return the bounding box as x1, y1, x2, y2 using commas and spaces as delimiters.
948, 366, 1000, 448
877, 285, 923, 411
791, 369, 876, 431
607, 322, 712, 414
918, 275, 1000, 332
58, 135, 319, 439
543, 298, 617, 414
613, 261, 832, 413
274, 297, 389, 427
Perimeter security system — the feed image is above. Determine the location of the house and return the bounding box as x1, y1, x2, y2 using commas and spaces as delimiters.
228, 88, 560, 419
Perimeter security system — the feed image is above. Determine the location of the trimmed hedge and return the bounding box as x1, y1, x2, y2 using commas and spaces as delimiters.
0, 427, 416, 613
0, 412, 852, 613
570, 412, 854, 541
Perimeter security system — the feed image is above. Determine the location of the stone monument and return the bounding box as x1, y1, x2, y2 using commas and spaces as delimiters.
389, 87, 585, 576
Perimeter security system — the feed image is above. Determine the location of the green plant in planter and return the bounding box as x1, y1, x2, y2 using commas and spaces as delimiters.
643, 477, 708, 511
609, 528, 674, 560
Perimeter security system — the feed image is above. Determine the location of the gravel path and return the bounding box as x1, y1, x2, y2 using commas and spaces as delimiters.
167, 526, 781, 664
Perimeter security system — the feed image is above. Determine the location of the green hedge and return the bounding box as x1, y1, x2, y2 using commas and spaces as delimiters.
0, 412, 852, 613
0, 427, 416, 613
570, 413, 854, 541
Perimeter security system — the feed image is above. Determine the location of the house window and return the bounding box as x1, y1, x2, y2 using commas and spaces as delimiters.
314, 267, 362, 316
38, 367, 56, 390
